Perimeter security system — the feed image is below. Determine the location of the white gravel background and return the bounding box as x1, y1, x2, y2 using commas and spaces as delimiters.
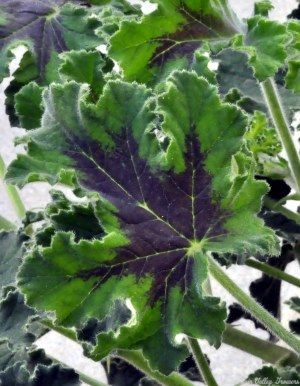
0, 1, 299, 385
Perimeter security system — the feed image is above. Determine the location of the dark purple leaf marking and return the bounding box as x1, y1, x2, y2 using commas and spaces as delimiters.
65, 127, 225, 303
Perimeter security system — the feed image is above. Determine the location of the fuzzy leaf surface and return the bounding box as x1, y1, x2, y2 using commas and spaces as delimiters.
109, 0, 243, 82
232, 16, 288, 81
0, 0, 104, 82
15, 71, 278, 373
0, 231, 28, 291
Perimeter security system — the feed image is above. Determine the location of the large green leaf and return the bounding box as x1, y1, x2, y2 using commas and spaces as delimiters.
13, 71, 279, 373
109, 0, 243, 82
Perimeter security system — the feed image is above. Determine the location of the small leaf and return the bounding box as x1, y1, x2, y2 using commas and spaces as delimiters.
215, 48, 299, 121
15, 82, 44, 129
59, 50, 107, 99
232, 16, 288, 81
254, 1, 274, 17
246, 111, 281, 157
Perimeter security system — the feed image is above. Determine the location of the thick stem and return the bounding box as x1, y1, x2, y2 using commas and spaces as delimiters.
260, 78, 300, 193
0, 154, 26, 220
116, 350, 194, 386
223, 325, 299, 366
0, 214, 16, 231
208, 255, 300, 355
246, 259, 300, 288
264, 196, 300, 225
186, 337, 218, 386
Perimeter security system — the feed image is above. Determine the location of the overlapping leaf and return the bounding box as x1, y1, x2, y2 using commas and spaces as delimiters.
13, 70, 279, 373
1, 0, 138, 128
0, 288, 80, 385
0, 231, 28, 291
285, 21, 300, 92
232, 16, 288, 81
109, 0, 243, 82
0, 0, 102, 82
215, 49, 299, 121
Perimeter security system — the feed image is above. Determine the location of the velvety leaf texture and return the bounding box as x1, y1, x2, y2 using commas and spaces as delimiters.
14, 70, 279, 373
0, 231, 28, 291
109, 0, 243, 82
232, 16, 288, 81
0, 0, 102, 82
215, 49, 300, 121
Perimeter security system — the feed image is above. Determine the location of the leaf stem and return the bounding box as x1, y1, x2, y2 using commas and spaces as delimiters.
264, 196, 300, 224
0, 214, 16, 231
223, 325, 299, 366
0, 154, 26, 220
208, 255, 300, 355
116, 349, 194, 386
186, 337, 218, 386
246, 258, 300, 288
260, 78, 300, 193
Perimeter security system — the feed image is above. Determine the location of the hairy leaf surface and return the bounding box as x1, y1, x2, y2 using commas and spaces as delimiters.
0, 0, 103, 82
14, 71, 278, 373
109, 0, 243, 82
0, 231, 28, 291
232, 16, 288, 81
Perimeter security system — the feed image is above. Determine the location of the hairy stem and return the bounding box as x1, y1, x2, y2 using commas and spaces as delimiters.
116, 349, 194, 386
186, 337, 218, 386
0, 154, 26, 220
260, 78, 300, 193
264, 196, 300, 225
0, 214, 16, 231
223, 325, 299, 366
208, 255, 300, 355
246, 258, 300, 288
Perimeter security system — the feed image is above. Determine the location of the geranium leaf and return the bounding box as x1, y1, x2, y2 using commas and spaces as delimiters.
0, 0, 103, 82
59, 50, 108, 99
232, 16, 288, 81
215, 48, 299, 121
109, 0, 243, 82
285, 21, 300, 92
254, 1, 274, 17
15, 71, 278, 373
14, 82, 44, 129
0, 231, 28, 291
0, 290, 36, 347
